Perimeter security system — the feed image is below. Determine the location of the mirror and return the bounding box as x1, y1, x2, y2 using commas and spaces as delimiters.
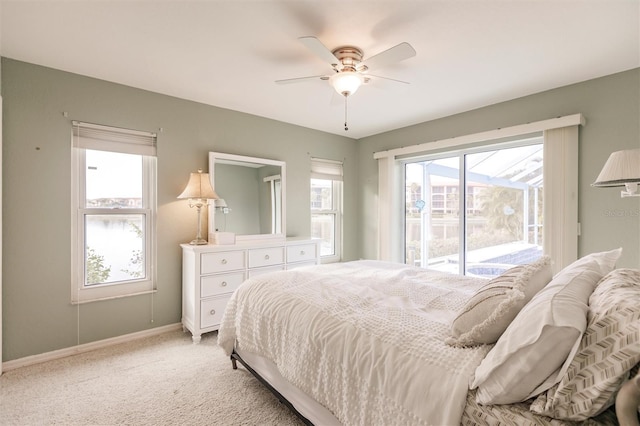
208, 152, 286, 242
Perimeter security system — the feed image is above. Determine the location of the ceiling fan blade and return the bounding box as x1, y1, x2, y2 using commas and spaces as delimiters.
367, 74, 411, 85
298, 36, 340, 67
359, 42, 416, 71
275, 75, 328, 84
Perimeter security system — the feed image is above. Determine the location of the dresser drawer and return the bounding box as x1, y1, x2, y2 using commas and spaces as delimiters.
287, 261, 317, 270
248, 265, 286, 278
201, 250, 245, 274
248, 247, 285, 268
200, 296, 229, 329
201, 272, 245, 298
286, 243, 318, 264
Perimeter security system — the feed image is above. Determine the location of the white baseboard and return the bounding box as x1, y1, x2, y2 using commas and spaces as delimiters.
2, 323, 183, 373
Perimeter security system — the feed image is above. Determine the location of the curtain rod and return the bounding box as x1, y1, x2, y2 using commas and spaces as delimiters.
373, 113, 585, 160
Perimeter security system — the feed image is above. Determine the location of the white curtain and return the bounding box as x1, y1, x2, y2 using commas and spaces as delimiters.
543, 126, 579, 273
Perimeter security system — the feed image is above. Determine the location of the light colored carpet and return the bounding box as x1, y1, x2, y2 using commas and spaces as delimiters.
0, 330, 304, 425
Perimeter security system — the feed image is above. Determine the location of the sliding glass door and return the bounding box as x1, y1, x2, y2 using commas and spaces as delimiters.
404, 139, 543, 277
406, 156, 461, 274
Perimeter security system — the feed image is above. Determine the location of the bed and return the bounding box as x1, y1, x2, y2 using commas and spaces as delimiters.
218, 249, 639, 425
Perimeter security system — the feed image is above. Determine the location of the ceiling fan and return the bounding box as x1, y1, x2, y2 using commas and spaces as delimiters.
276, 36, 417, 131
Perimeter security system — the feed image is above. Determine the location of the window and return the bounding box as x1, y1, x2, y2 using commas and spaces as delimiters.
404, 138, 544, 278
265, 175, 282, 234
376, 115, 581, 274
310, 158, 343, 262
71, 122, 157, 303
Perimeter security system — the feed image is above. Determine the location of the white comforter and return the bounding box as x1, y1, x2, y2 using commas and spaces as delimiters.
218, 260, 492, 426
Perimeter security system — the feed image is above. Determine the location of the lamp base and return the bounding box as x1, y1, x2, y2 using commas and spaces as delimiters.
622, 182, 640, 197
189, 238, 208, 245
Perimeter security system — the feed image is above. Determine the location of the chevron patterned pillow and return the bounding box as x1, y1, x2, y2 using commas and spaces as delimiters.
530, 268, 640, 420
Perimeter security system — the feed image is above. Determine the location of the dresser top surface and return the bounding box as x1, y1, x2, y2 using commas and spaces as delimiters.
181, 237, 319, 252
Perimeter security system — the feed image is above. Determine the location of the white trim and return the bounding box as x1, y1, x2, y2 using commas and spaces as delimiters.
313, 179, 343, 263
1, 324, 182, 373
374, 114, 585, 160
0, 96, 3, 376
71, 139, 157, 304
310, 159, 344, 262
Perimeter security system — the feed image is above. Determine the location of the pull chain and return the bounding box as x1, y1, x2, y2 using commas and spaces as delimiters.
344, 95, 349, 131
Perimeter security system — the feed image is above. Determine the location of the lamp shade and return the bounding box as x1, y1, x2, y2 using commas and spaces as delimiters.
177, 170, 219, 199
330, 71, 364, 96
592, 149, 640, 187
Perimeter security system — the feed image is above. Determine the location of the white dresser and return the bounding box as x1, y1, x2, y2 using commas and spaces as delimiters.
181, 238, 320, 343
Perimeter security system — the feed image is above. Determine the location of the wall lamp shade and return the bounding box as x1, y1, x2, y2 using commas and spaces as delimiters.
592, 148, 640, 197
213, 198, 227, 208
330, 71, 364, 97
178, 169, 219, 245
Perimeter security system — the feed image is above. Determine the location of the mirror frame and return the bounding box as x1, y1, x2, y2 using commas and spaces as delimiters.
208, 152, 286, 242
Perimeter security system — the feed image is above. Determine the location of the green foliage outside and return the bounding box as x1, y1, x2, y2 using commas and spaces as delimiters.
478, 186, 523, 240
86, 247, 111, 285
121, 222, 144, 279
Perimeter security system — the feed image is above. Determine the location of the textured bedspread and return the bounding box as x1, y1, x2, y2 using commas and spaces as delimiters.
218, 260, 492, 426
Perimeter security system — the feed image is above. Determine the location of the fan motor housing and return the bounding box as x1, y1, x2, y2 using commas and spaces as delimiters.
331, 46, 365, 71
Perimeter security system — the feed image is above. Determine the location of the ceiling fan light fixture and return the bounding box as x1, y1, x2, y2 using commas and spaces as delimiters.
330, 71, 364, 97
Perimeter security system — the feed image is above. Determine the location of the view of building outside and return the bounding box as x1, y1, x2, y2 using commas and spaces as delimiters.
405, 143, 543, 278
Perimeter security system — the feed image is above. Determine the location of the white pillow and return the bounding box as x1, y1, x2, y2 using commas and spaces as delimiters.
562, 247, 622, 277
469, 248, 622, 405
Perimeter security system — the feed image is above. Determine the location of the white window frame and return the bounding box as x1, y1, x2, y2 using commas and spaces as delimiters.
311, 158, 343, 263
264, 174, 283, 234
375, 114, 583, 274
71, 122, 157, 304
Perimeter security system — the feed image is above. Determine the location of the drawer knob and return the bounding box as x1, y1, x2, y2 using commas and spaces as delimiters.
210, 309, 216, 316
221, 281, 227, 287
300, 250, 305, 255
264, 254, 270, 260
221, 259, 227, 265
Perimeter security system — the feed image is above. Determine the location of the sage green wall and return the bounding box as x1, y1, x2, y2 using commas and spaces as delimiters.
1, 58, 358, 361
3, 56, 639, 362
358, 68, 640, 268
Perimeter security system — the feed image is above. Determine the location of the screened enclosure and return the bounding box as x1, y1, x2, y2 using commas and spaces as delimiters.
404, 140, 543, 278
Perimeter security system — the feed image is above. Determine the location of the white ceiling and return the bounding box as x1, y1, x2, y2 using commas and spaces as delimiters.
1, 1, 638, 139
